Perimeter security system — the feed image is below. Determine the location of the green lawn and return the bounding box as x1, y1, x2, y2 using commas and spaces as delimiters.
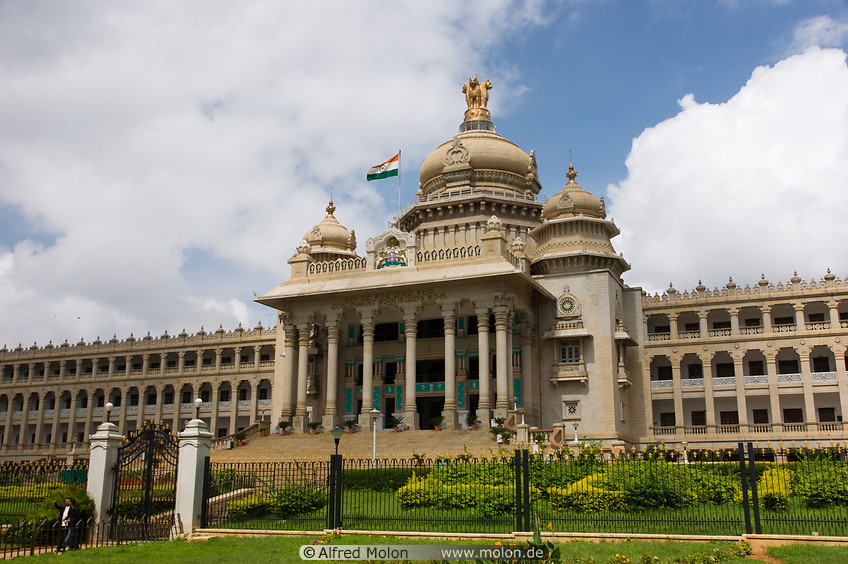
11, 535, 769, 563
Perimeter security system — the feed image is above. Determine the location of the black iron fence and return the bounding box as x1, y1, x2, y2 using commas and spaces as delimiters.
0, 460, 88, 519
203, 442, 848, 536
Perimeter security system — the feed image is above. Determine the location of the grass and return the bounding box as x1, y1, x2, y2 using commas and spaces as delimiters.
768, 544, 848, 564
9, 534, 768, 563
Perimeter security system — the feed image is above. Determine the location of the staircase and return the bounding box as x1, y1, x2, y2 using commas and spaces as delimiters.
211, 428, 519, 461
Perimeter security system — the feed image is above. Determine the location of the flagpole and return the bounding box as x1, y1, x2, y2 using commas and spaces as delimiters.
397, 149, 402, 216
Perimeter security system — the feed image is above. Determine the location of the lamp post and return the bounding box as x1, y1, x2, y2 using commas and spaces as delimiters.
572, 422, 579, 444
681, 441, 689, 464
105, 402, 113, 424
369, 409, 381, 466
194, 397, 202, 420
330, 426, 345, 456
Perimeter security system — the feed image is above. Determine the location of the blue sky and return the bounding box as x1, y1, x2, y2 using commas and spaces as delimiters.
1, 1, 847, 346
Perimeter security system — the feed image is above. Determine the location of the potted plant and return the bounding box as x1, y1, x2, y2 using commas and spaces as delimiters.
429, 415, 445, 431
234, 431, 247, 446
277, 420, 291, 435
387, 415, 402, 432
500, 429, 515, 445
343, 419, 357, 433
308, 421, 321, 434
465, 412, 481, 430
411, 452, 426, 467
532, 432, 547, 444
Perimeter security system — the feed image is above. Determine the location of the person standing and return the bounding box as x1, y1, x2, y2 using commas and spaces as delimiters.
54, 497, 80, 553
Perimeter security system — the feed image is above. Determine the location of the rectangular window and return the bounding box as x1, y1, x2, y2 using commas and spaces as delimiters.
653, 325, 670, 334
659, 412, 676, 427
182, 391, 192, 404
260, 354, 270, 362
744, 318, 762, 327
219, 390, 230, 402
221, 357, 232, 364
712, 321, 731, 330
202, 358, 212, 366
812, 357, 831, 372
258, 388, 269, 400
78, 397, 87, 409
559, 341, 581, 363
374, 322, 400, 342
166, 361, 177, 368
748, 360, 765, 376
818, 407, 836, 422
562, 400, 580, 420
684, 322, 700, 332
129, 394, 139, 407
720, 411, 739, 425
184, 360, 196, 367
240, 355, 249, 363
808, 313, 825, 322
150, 362, 160, 370
239, 389, 248, 401
690, 410, 706, 426
774, 316, 794, 325
656, 366, 672, 380
384, 362, 397, 385
752, 409, 769, 424
147, 393, 156, 406
783, 408, 803, 423
417, 319, 443, 339
778, 360, 800, 374
687, 364, 703, 378
200, 391, 210, 402
715, 363, 735, 378
164, 392, 174, 405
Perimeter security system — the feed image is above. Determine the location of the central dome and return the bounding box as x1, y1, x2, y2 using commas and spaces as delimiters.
417, 78, 540, 197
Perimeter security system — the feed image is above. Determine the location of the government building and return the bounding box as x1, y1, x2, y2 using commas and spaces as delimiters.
1, 79, 846, 458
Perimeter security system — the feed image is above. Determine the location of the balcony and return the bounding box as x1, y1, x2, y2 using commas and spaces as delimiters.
550, 362, 588, 385
650, 379, 673, 390
681, 378, 704, 388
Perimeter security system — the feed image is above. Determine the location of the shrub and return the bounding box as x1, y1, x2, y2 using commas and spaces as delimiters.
757, 467, 791, 510
226, 496, 272, 519
270, 485, 326, 517
602, 461, 696, 509
344, 467, 428, 491
548, 478, 629, 513
431, 461, 515, 487
395, 473, 536, 516
25, 485, 94, 520
792, 459, 848, 508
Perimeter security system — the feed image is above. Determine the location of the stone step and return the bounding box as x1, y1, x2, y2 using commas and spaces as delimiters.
211, 429, 518, 461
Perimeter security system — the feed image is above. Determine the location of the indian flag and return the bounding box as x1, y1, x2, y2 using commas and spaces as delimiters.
366, 153, 400, 181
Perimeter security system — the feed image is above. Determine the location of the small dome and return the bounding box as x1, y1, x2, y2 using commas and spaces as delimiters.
542, 163, 605, 221
301, 200, 357, 256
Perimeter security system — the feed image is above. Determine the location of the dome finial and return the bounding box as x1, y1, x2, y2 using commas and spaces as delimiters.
326, 199, 336, 216
566, 162, 578, 183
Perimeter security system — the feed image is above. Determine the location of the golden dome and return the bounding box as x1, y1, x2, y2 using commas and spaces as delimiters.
542, 163, 605, 221
302, 200, 357, 256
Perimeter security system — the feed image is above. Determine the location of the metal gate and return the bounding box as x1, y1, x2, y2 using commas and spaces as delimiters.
111, 422, 179, 541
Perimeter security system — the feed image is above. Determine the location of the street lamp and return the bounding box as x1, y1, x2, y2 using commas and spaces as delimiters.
330, 426, 345, 456
194, 397, 203, 420
572, 422, 580, 444
105, 402, 113, 423
681, 441, 689, 464
369, 409, 381, 466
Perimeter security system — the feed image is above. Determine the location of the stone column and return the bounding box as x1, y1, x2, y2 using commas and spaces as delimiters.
702, 354, 716, 431
175, 419, 213, 534
117, 388, 129, 435
142, 354, 150, 376
228, 381, 238, 436
281, 325, 296, 420
86, 422, 122, 534
494, 305, 510, 417
766, 352, 783, 429
294, 324, 310, 430
172, 383, 183, 432
322, 320, 340, 429
828, 300, 840, 328
209, 382, 221, 437
476, 307, 491, 426
402, 310, 419, 430
729, 308, 740, 336
762, 305, 773, 333
67, 393, 79, 445
50, 393, 62, 448
833, 344, 848, 426
520, 324, 535, 421
698, 311, 709, 337
359, 316, 375, 425
799, 347, 817, 430
154, 384, 166, 425
732, 353, 748, 430
215, 348, 222, 372
108, 357, 116, 378
234, 347, 242, 371
33, 392, 46, 446
83, 388, 96, 441
135, 387, 145, 429
2, 395, 12, 446
442, 306, 457, 430
668, 313, 679, 339
671, 355, 683, 432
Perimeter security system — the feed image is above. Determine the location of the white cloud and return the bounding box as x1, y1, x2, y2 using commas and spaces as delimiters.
789, 15, 848, 54
608, 48, 848, 295
0, 1, 550, 346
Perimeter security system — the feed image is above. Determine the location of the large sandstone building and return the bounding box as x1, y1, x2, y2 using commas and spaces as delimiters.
1, 80, 846, 457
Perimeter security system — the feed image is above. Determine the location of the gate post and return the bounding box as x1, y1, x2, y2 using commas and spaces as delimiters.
175, 418, 213, 535
87, 422, 123, 535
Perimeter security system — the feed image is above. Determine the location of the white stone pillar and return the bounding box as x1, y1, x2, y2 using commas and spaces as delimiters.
279, 325, 296, 420
359, 317, 375, 424
323, 320, 340, 428
86, 422, 122, 532
476, 308, 491, 427
294, 324, 310, 430
403, 310, 418, 430
494, 305, 510, 417
175, 419, 213, 535
442, 306, 457, 430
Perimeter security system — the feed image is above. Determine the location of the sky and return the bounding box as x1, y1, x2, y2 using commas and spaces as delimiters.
1, 0, 847, 347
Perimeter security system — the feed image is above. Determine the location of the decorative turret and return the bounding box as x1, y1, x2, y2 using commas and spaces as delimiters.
293, 200, 358, 261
